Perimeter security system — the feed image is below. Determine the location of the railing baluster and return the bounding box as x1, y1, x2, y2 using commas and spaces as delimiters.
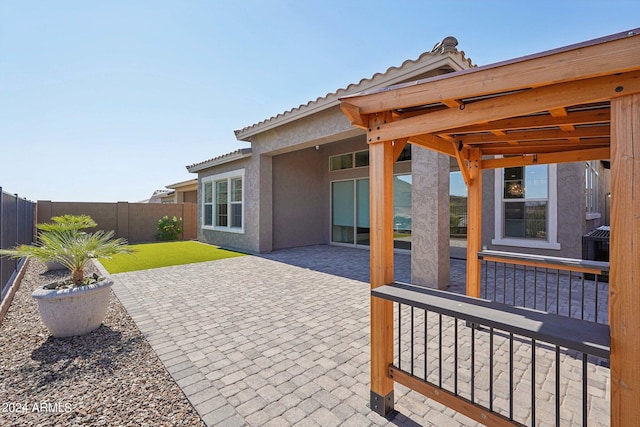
556, 270, 560, 315
545, 268, 549, 311
523, 265, 527, 308
531, 338, 536, 426
555, 345, 560, 427
595, 274, 600, 324
471, 323, 475, 403
482, 260, 488, 299
411, 306, 414, 376
582, 353, 588, 427
502, 263, 507, 304
424, 308, 428, 381
533, 269, 537, 307
438, 313, 442, 389
398, 302, 402, 370
509, 332, 514, 420
454, 318, 458, 395
493, 261, 498, 301
489, 326, 494, 412
581, 273, 586, 321
512, 263, 516, 306
569, 271, 573, 318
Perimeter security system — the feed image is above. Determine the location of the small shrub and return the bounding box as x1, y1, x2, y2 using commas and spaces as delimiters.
156, 215, 183, 241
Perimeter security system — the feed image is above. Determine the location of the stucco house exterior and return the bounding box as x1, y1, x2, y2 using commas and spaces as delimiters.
144, 179, 199, 204
186, 36, 610, 288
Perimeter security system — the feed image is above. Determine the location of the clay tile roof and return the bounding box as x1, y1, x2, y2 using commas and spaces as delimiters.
234, 36, 473, 140
186, 148, 252, 173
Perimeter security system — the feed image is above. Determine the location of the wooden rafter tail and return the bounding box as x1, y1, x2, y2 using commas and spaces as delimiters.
481, 147, 611, 169
457, 125, 610, 145
369, 71, 640, 143
445, 108, 611, 135
340, 102, 367, 129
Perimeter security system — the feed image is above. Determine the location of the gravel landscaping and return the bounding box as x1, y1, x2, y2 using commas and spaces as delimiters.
0, 260, 205, 427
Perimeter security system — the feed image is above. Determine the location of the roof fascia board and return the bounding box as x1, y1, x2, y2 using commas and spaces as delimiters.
235, 54, 468, 141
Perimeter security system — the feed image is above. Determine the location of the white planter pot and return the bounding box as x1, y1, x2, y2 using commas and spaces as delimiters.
32, 278, 113, 338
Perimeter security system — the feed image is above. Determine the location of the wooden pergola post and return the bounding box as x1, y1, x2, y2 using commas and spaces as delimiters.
465, 148, 483, 297
368, 113, 396, 416
609, 93, 640, 426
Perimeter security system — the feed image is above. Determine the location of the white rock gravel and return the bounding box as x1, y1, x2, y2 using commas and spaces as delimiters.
0, 260, 205, 427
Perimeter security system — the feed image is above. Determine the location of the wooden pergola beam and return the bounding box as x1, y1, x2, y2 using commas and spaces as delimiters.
366, 71, 640, 143
481, 147, 611, 169
479, 139, 609, 156
457, 125, 610, 145
341, 30, 640, 114
408, 134, 458, 157
441, 108, 610, 135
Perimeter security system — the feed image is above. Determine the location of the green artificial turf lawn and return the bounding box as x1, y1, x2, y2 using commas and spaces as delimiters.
99, 241, 246, 274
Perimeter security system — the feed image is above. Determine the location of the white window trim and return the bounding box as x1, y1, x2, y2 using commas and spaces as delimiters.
492, 164, 560, 250
201, 169, 245, 234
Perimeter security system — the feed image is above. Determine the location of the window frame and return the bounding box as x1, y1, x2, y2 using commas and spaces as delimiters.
201, 169, 245, 233
492, 163, 560, 250
329, 145, 412, 172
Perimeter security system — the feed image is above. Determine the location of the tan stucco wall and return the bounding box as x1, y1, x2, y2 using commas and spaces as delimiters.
196, 156, 261, 253
272, 147, 325, 249
37, 201, 197, 243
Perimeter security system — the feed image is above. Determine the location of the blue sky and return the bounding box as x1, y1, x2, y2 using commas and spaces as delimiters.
1, 1, 638, 202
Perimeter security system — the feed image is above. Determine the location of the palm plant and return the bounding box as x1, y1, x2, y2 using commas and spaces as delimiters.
0, 215, 132, 286
37, 214, 97, 233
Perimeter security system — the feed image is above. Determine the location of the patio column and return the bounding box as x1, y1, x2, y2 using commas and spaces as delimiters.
609, 93, 640, 426
411, 146, 450, 289
466, 149, 483, 297
369, 113, 395, 416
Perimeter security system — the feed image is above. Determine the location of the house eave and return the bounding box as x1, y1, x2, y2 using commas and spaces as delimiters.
234, 52, 472, 142
186, 150, 253, 173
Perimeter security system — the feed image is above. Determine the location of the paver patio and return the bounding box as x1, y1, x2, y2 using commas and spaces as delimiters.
103, 245, 609, 426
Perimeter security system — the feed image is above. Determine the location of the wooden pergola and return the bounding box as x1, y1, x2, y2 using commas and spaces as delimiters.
340, 29, 639, 425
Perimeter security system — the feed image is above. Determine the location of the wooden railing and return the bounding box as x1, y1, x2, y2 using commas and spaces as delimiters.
478, 250, 609, 324
373, 283, 610, 426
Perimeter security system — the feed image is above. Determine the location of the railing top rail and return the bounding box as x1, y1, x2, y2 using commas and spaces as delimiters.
478, 249, 610, 273
373, 282, 610, 359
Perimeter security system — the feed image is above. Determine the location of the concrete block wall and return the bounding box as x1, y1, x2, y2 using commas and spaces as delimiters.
37, 201, 197, 244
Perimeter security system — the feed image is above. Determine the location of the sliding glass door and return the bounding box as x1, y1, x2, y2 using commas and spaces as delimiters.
331, 179, 371, 246
331, 175, 411, 249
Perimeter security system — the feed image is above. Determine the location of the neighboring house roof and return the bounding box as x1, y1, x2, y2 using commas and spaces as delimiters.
166, 178, 198, 191
145, 188, 175, 203
153, 189, 174, 197
234, 36, 474, 142
186, 148, 252, 173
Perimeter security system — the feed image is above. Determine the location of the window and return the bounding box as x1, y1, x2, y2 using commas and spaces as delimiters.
493, 164, 559, 250
329, 145, 412, 172
330, 153, 353, 171
202, 169, 244, 232
585, 161, 600, 219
